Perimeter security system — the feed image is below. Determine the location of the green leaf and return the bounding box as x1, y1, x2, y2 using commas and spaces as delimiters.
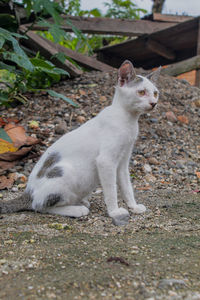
3, 52, 34, 72
0, 36, 5, 49
43, 0, 62, 24
0, 27, 26, 40
52, 68, 69, 76
23, 0, 32, 17
47, 90, 78, 107
89, 8, 102, 17
0, 62, 16, 72
0, 128, 13, 143
52, 52, 67, 64
30, 58, 54, 69
49, 23, 66, 43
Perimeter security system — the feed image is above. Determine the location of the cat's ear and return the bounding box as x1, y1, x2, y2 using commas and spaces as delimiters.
118, 60, 136, 87
146, 66, 161, 84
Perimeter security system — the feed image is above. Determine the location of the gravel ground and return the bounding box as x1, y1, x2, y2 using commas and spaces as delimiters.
0, 70, 200, 299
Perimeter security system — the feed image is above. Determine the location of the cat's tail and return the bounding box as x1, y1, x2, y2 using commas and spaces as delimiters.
0, 191, 33, 213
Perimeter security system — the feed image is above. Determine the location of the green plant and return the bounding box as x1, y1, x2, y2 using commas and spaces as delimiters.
0, 0, 147, 107
104, 0, 147, 19
0, 27, 77, 107
0, 0, 83, 107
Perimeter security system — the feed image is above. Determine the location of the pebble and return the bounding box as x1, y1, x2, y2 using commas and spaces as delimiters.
54, 121, 68, 134
76, 116, 86, 123
143, 164, 152, 173
158, 278, 186, 289
165, 111, 177, 122
148, 157, 159, 165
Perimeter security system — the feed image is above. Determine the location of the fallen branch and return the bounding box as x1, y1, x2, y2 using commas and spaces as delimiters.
161, 55, 200, 76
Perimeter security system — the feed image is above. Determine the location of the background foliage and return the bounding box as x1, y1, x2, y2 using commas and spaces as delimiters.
0, 0, 147, 107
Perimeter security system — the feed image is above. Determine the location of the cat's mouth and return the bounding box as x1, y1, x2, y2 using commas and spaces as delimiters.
148, 103, 157, 111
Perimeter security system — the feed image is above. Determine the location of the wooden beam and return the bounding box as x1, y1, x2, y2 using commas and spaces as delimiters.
152, 13, 194, 23
19, 26, 114, 73
146, 38, 176, 60
195, 19, 200, 87
161, 55, 200, 77
42, 37, 114, 72
19, 26, 83, 77
25, 15, 177, 37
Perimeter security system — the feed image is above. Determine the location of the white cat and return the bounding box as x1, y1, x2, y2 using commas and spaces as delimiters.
0, 60, 160, 225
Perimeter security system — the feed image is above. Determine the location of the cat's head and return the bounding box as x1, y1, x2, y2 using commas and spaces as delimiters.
117, 60, 160, 114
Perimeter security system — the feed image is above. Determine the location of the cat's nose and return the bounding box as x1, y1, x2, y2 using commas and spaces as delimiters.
150, 102, 157, 108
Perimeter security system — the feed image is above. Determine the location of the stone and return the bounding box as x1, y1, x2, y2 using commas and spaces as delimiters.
143, 164, 152, 173
100, 96, 107, 102
55, 121, 68, 135
165, 111, 177, 123
76, 116, 86, 123
145, 174, 156, 182
194, 99, 200, 108
148, 157, 159, 165
158, 279, 186, 289
177, 115, 189, 125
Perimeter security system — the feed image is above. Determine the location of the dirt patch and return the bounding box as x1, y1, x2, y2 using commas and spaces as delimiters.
0, 191, 200, 300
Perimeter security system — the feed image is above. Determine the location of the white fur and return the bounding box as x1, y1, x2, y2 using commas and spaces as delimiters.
26, 61, 159, 225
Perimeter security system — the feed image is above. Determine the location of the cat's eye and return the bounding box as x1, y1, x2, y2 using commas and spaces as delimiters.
138, 90, 146, 96
154, 91, 158, 98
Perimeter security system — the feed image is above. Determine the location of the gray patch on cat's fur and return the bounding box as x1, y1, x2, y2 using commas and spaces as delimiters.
37, 152, 61, 178
46, 166, 63, 178
0, 190, 33, 213
128, 76, 143, 87
45, 194, 62, 207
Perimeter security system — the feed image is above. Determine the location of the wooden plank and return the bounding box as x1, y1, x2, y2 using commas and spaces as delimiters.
146, 38, 176, 60
19, 26, 114, 72
96, 17, 200, 69
19, 26, 82, 77
42, 37, 114, 72
25, 15, 177, 36
195, 20, 200, 87
161, 55, 200, 76
152, 13, 194, 23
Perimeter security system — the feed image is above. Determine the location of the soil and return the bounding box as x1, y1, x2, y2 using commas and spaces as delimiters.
0, 70, 200, 299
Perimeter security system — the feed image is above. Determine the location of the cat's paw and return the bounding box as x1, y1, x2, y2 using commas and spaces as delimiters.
109, 208, 130, 226
130, 204, 146, 214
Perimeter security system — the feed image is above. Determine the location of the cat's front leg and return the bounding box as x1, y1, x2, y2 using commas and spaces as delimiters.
96, 155, 129, 226
117, 162, 146, 214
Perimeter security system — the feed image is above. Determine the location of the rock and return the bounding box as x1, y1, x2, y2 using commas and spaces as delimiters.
194, 99, 200, 108
185, 293, 200, 300
177, 115, 189, 125
145, 174, 156, 182
55, 121, 68, 134
148, 157, 159, 165
150, 118, 158, 123
158, 279, 186, 289
165, 111, 177, 123
143, 164, 152, 173
15, 173, 27, 184
28, 120, 39, 129
100, 95, 107, 102
76, 116, 86, 123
